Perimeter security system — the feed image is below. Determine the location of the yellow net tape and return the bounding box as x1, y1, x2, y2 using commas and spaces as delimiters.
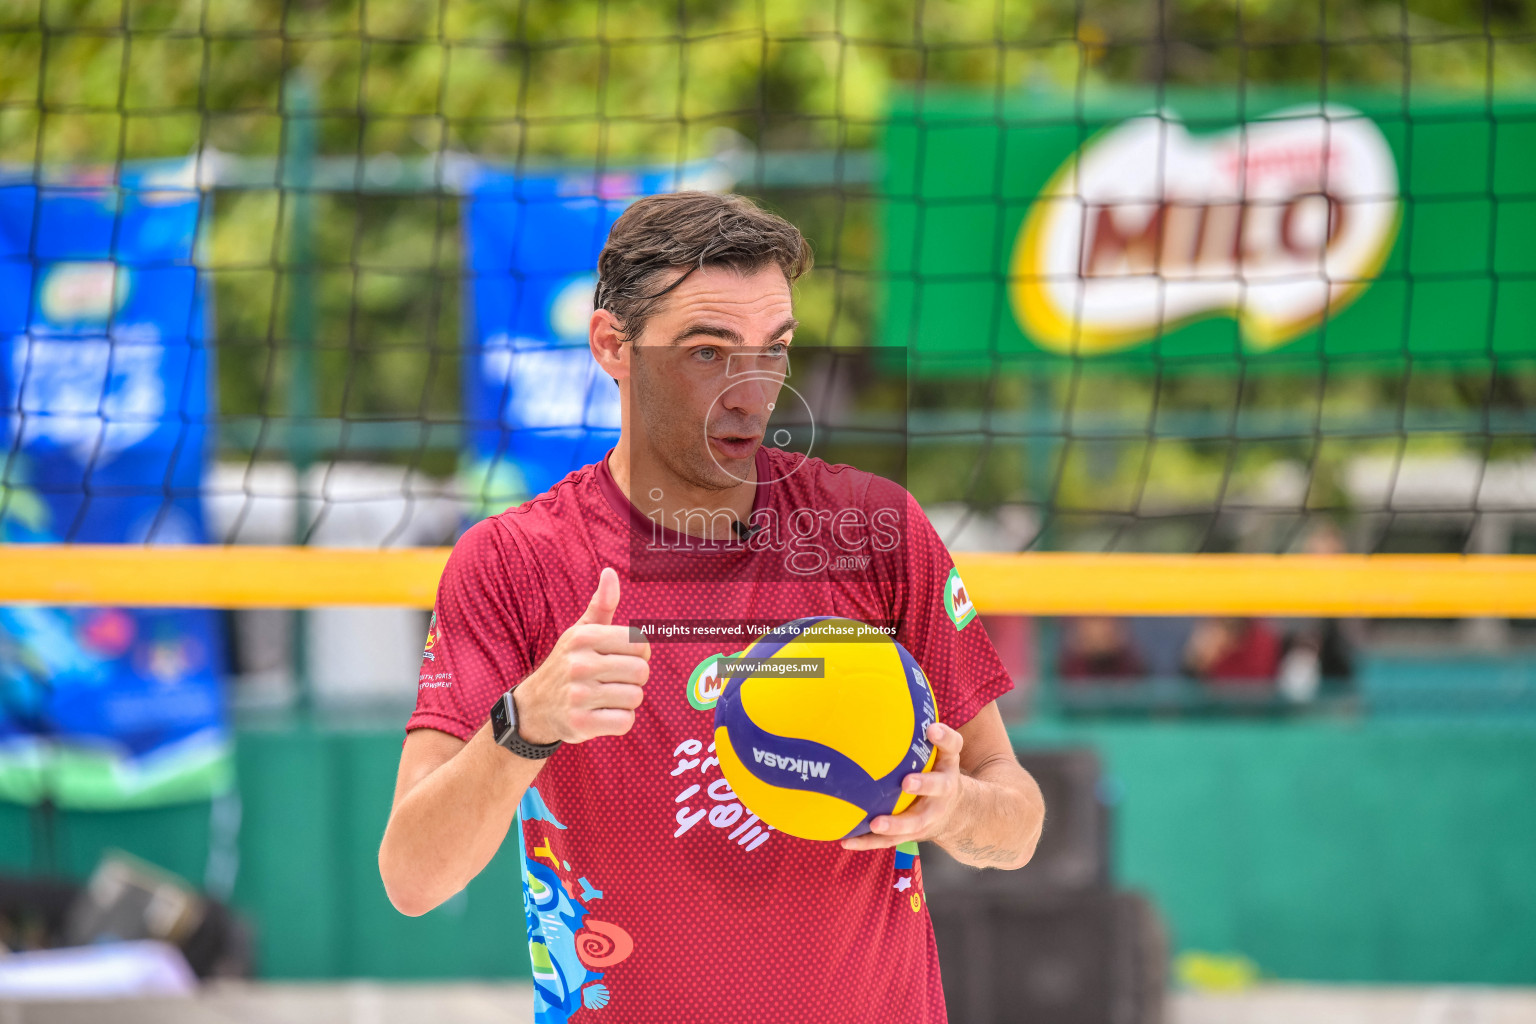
3, 546, 1535, 617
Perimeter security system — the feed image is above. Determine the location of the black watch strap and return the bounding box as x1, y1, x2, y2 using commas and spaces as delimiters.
490, 689, 562, 760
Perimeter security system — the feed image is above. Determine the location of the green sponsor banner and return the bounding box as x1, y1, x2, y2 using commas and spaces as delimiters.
881, 89, 1536, 372
0, 736, 233, 810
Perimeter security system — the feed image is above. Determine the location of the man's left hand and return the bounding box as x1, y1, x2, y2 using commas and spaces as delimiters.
839, 722, 964, 851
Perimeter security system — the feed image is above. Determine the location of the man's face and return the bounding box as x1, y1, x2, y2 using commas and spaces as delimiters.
628, 264, 796, 492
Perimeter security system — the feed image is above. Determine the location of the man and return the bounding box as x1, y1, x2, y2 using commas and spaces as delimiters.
379, 192, 1045, 1024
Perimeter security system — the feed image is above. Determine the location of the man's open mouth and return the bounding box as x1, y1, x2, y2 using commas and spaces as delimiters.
709, 435, 761, 460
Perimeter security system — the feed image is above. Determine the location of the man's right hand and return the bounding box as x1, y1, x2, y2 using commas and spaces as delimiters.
511, 566, 651, 745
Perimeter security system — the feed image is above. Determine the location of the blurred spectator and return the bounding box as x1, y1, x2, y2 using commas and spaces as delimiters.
1278, 520, 1360, 702
1181, 618, 1281, 684
979, 614, 1035, 722
1059, 617, 1146, 681
1278, 620, 1356, 701
1127, 617, 1196, 676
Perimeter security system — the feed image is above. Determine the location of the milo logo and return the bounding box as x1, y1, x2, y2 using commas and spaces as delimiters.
944, 567, 976, 630
686, 652, 733, 711
1010, 104, 1400, 354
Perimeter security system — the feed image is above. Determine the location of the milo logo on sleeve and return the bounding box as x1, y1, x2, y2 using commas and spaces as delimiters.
943, 567, 977, 630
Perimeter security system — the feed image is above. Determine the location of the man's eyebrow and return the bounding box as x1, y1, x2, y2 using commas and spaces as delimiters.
670, 317, 799, 346
671, 322, 744, 345
768, 317, 800, 343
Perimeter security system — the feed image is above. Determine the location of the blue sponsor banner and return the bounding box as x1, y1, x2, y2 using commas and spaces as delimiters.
0, 159, 229, 808
461, 162, 728, 514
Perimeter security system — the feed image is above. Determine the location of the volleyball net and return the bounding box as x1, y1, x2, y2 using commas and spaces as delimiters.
2, 1, 1535, 619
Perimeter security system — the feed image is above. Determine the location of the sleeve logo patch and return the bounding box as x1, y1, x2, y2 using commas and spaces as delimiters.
943, 567, 977, 630
422, 610, 439, 661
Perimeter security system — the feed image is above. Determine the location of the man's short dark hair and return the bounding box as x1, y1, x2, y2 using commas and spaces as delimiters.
595, 192, 813, 343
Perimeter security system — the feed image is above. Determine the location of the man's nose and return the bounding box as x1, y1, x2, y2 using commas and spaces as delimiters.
720, 374, 778, 416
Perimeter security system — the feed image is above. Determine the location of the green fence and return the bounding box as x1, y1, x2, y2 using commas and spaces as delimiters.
1026, 718, 1536, 983
2, 712, 1533, 984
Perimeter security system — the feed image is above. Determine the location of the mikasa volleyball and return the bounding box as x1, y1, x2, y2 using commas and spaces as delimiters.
712, 616, 940, 841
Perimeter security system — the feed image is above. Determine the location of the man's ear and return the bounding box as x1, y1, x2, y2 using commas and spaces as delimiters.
590, 308, 628, 383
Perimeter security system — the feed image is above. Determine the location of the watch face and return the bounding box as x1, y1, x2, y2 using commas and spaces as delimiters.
490, 693, 512, 738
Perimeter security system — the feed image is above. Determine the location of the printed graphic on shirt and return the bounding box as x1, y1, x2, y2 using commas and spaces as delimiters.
519, 786, 635, 1024
667, 733, 774, 852
943, 567, 977, 630
893, 840, 926, 912
417, 609, 452, 690
685, 652, 730, 711
421, 610, 439, 661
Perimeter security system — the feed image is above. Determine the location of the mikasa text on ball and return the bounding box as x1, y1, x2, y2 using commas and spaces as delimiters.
712, 616, 940, 841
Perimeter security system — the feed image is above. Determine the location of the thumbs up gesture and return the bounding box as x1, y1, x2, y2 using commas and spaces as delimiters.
511, 567, 652, 745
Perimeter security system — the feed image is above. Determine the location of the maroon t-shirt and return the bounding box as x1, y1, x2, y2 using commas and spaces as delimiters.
408, 447, 1013, 1024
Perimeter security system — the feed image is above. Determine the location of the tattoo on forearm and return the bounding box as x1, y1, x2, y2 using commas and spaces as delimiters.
952, 836, 1017, 866
944, 762, 1044, 869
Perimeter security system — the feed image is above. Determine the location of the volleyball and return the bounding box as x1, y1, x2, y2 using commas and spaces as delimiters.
712, 616, 940, 842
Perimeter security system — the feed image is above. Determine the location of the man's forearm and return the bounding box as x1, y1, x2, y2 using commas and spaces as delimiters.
379, 723, 542, 916
935, 759, 1044, 870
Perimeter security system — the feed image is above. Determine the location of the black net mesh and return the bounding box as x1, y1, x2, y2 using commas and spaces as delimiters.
0, 1, 1533, 559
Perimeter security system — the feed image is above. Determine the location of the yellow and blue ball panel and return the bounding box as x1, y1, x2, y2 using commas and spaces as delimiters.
713, 616, 940, 842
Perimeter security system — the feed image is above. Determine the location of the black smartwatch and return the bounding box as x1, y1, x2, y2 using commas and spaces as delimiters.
490, 688, 562, 761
